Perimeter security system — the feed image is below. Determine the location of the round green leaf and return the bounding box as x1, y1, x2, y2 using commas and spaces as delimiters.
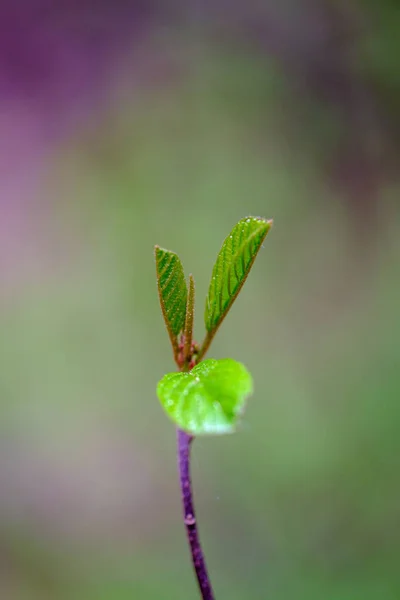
157, 358, 253, 435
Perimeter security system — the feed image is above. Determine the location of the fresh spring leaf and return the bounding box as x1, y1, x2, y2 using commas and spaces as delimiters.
205, 217, 272, 334
155, 246, 187, 353
157, 358, 253, 435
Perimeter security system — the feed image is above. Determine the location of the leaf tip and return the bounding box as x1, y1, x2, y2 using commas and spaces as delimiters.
154, 244, 163, 258
242, 215, 273, 234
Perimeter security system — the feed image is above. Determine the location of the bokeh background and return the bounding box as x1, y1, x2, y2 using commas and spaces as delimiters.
1, 2, 399, 599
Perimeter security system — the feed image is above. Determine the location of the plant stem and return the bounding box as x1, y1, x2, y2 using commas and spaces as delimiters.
183, 274, 195, 367
197, 330, 213, 363
177, 428, 215, 600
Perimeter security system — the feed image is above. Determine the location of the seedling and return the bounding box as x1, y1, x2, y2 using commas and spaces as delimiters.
155, 216, 273, 599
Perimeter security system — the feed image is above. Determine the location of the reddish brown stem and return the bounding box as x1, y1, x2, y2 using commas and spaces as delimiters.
177, 428, 215, 599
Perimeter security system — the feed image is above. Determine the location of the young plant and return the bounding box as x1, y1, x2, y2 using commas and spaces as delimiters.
155, 216, 273, 599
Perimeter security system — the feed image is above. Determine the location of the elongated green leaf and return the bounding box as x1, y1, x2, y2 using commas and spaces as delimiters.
205, 217, 272, 334
157, 358, 253, 435
155, 246, 187, 353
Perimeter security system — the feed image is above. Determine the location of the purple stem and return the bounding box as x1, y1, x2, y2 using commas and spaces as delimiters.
177, 428, 215, 600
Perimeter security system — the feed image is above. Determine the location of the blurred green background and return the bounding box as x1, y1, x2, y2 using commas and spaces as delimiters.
0, 2, 399, 599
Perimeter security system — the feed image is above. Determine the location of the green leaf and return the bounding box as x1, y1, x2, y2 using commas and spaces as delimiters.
205, 216, 272, 335
155, 246, 187, 354
157, 358, 253, 435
